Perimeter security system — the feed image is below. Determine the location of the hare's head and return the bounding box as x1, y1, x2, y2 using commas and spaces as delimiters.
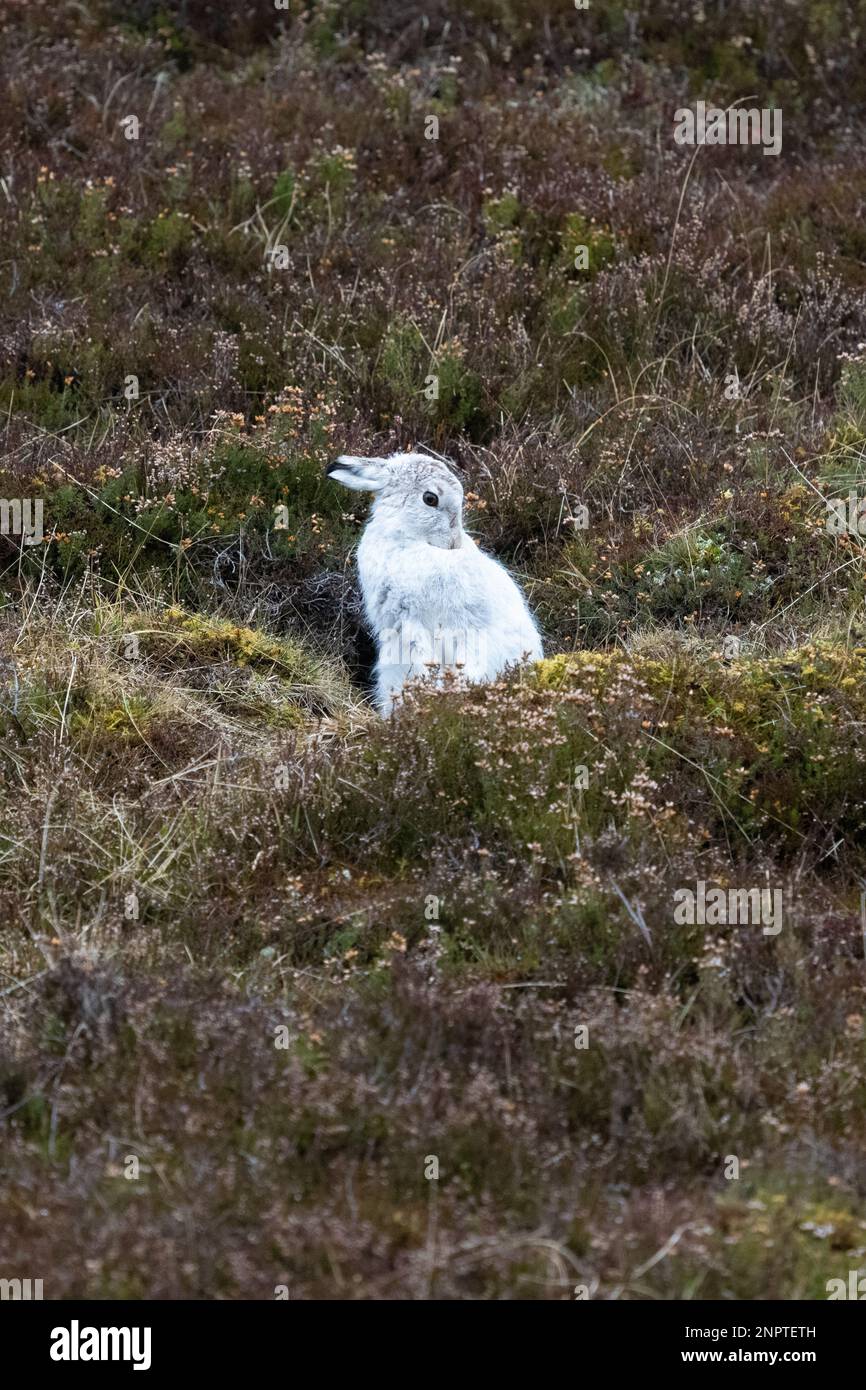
326, 451, 465, 549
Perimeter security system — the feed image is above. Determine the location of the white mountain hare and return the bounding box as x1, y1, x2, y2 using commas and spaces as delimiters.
327, 451, 543, 714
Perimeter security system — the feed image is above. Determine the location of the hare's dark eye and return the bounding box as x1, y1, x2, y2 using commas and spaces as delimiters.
423, 491, 439, 507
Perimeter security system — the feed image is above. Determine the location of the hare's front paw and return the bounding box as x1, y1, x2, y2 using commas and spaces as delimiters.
375, 663, 410, 716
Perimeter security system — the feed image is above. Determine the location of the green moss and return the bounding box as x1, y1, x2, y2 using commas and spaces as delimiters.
128, 607, 352, 717
69, 694, 155, 740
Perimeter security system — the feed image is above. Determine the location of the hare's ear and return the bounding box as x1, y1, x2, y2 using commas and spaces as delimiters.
326, 455, 390, 493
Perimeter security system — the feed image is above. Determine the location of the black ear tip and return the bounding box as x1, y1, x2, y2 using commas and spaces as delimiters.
325, 460, 341, 477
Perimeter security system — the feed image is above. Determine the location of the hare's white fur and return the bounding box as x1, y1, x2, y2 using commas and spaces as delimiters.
327, 451, 543, 713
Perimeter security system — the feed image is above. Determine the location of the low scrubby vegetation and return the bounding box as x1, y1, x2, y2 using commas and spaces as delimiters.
2, 0, 866, 1299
